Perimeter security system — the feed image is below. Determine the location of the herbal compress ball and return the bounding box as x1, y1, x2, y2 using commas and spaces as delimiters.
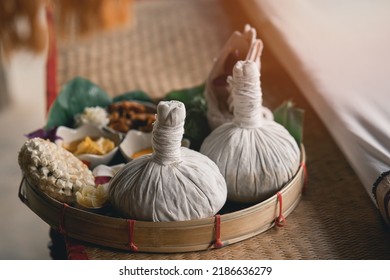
109, 100, 227, 222
200, 61, 300, 203
18, 138, 95, 203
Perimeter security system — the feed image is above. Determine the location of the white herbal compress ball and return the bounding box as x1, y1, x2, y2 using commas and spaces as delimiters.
109, 100, 227, 222
200, 61, 300, 203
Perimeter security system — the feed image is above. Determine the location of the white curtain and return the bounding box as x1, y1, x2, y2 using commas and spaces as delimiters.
241, 0, 390, 204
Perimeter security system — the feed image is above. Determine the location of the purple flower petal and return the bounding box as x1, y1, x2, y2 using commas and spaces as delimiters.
24, 127, 62, 142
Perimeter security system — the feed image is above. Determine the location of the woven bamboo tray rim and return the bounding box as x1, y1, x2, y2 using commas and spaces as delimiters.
19, 145, 306, 253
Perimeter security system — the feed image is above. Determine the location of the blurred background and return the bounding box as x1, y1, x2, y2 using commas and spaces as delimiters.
1, 0, 48, 259
0, 0, 135, 259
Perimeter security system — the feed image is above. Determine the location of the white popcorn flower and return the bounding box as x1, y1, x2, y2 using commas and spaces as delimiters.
74, 106, 109, 128
18, 138, 95, 204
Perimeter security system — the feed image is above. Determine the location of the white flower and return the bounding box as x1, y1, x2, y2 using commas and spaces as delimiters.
75, 107, 109, 128
18, 138, 95, 204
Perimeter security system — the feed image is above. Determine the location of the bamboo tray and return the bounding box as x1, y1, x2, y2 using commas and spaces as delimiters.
18, 146, 306, 253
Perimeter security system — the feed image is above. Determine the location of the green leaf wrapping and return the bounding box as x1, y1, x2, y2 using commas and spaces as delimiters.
164, 83, 206, 109
46, 77, 112, 130
273, 100, 304, 144
164, 83, 209, 150
112, 90, 153, 103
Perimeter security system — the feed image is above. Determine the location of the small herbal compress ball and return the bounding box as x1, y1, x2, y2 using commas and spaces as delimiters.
200, 61, 300, 203
109, 100, 227, 222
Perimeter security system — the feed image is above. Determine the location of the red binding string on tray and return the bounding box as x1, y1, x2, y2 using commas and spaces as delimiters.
45, 4, 58, 113
66, 238, 89, 260
301, 161, 308, 193
127, 219, 138, 252
58, 203, 89, 259
213, 214, 224, 248
275, 192, 286, 227
59, 203, 69, 235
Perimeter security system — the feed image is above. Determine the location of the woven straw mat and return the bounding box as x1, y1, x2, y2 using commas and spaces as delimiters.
56, 0, 390, 260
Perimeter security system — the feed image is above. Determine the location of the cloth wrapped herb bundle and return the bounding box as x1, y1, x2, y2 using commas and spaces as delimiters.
200, 61, 300, 203
204, 25, 273, 131
108, 100, 227, 222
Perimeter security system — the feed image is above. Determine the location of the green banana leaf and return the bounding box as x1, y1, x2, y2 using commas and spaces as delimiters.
113, 90, 154, 103
184, 108, 211, 151
164, 83, 206, 110
273, 100, 305, 144
45, 76, 303, 149
46, 77, 112, 130
164, 83, 209, 150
